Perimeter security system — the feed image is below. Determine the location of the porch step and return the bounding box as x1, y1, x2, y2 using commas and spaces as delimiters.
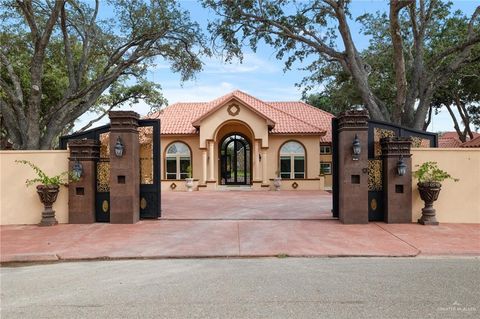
217, 185, 253, 191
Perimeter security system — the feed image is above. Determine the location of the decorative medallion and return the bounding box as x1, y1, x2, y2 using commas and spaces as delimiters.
370, 198, 377, 211
140, 197, 147, 209
227, 104, 240, 116
170, 182, 177, 190
292, 182, 299, 189
102, 200, 109, 213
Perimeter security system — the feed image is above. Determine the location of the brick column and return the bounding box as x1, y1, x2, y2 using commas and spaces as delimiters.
337, 110, 369, 224
381, 137, 413, 223
68, 139, 100, 224
109, 111, 140, 224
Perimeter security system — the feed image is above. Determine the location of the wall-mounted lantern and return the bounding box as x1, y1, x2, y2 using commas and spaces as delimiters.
352, 134, 361, 161
259, 154, 262, 162
114, 136, 124, 157
397, 155, 407, 176
72, 158, 83, 180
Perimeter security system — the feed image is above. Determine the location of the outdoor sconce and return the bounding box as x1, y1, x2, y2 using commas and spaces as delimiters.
397, 155, 407, 176
259, 154, 262, 162
352, 134, 361, 161
72, 158, 83, 180
114, 136, 124, 157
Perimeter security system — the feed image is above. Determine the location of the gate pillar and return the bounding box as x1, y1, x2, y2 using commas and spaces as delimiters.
337, 110, 369, 224
109, 111, 140, 224
68, 139, 100, 223
381, 137, 412, 223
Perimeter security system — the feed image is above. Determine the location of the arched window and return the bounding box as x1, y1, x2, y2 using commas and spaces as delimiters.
279, 141, 305, 179
166, 142, 191, 180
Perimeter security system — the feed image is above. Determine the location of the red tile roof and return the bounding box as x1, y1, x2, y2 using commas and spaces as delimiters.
147, 90, 334, 140
438, 137, 462, 148
438, 132, 480, 148
440, 131, 480, 140
268, 101, 334, 142
460, 135, 480, 148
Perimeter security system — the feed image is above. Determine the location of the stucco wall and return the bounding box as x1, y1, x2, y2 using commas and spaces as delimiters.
320, 151, 333, 188
198, 100, 270, 148
411, 148, 480, 223
0, 151, 69, 225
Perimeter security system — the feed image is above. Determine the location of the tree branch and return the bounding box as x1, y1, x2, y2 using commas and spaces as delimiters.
60, 4, 78, 92
429, 6, 480, 66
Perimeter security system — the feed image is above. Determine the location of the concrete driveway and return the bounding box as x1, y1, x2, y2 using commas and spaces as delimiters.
1, 190, 479, 263
161, 190, 333, 220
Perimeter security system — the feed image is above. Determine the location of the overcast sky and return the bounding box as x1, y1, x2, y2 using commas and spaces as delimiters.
75, 0, 479, 133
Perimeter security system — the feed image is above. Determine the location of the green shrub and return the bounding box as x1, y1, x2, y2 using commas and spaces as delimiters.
15, 160, 77, 187
413, 161, 459, 183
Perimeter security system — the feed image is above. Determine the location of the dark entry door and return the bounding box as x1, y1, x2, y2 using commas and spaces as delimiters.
220, 134, 251, 185
59, 119, 161, 222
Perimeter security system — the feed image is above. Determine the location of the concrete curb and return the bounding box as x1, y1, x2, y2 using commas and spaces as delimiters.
0, 251, 422, 265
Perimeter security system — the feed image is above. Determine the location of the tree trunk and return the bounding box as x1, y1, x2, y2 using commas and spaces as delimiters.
389, 0, 412, 124
334, 3, 389, 121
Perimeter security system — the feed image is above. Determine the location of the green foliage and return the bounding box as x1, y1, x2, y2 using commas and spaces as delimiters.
303, 92, 355, 116
413, 161, 459, 183
15, 160, 77, 187
204, 0, 480, 128
185, 165, 192, 179
1, 0, 210, 149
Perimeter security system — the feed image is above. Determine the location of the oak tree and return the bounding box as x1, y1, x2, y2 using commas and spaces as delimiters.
204, 0, 480, 130
0, 0, 209, 149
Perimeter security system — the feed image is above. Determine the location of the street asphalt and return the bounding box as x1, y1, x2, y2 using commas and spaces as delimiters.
1, 257, 479, 319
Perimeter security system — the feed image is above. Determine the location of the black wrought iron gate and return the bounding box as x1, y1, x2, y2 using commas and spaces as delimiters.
332, 118, 438, 221
59, 119, 161, 222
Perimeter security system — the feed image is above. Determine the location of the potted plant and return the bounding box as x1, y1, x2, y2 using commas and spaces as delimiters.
185, 165, 194, 192
413, 161, 458, 225
16, 160, 77, 226
273, 171, 281, 191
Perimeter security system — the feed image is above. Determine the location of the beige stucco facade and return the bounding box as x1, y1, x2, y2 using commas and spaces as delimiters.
160, 98, 328, 191
1, 144, 479, 225
411, 148, 480, 223
0, 151, 69, 225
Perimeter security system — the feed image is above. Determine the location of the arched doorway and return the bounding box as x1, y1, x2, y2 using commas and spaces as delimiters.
219, 133, 251, 185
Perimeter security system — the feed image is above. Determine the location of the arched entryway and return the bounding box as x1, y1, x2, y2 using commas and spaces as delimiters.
219, 133, 251, 185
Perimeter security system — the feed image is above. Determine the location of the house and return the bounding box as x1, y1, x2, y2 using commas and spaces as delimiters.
460, 135, 480, 148
438, 131, 480, 148
145, 90, 334, 191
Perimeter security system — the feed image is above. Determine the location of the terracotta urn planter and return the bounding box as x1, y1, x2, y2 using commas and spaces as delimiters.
273, 177, 282, 191
185, 178, 194, 192
417, 182, 441, 225
36, 185, 60, 226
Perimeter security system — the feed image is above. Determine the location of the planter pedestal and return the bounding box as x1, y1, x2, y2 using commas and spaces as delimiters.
36, 185, 60, 226
273, 177, 281, 191
417, 182, 441, 226
185, 178, 194, 192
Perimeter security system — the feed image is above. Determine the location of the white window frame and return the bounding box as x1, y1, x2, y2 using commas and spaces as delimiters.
166, 142, 191, 180
320, 145, 331, 154
279, 141, 305, 179
320, 162, 332, 175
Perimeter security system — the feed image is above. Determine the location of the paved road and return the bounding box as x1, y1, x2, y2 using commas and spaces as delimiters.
1, 258, 479, 319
